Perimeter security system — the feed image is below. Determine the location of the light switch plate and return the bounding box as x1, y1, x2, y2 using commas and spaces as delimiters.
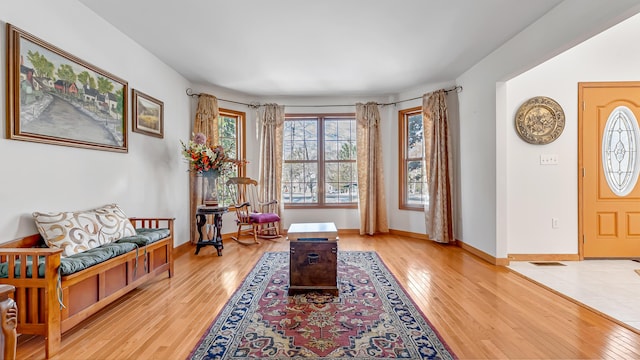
540, 154, 559, 165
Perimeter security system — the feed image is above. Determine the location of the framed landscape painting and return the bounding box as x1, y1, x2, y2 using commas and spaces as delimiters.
132, 89, 164, 138
5, 24, 128, 152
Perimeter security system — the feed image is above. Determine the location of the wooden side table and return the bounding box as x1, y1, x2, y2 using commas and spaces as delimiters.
0, 284, 16, 360
195, 205, 228, 256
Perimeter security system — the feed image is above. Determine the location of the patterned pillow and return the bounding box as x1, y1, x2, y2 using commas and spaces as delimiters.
33, 204, 136, 257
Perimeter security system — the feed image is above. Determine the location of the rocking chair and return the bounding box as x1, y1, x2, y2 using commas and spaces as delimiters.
225, 177, 281, 245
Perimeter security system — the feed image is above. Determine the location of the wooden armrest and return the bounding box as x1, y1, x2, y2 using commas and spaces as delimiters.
129, 217, 175, 221
229, 202, 251, 211
129, 218, 175, 229
0, 247, 61, 283
0, 248, 62, 256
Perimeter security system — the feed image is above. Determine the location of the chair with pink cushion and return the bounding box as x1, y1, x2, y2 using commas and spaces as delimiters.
225, 177, 281, 245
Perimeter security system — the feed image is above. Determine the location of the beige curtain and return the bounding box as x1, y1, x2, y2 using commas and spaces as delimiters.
190, 93, 220, 243
422, 90, 454, 243
193, 94, 220, 146
355, 102, 389, 235
258, 104, 285, 230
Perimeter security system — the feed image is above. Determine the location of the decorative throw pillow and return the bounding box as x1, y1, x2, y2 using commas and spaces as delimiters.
33, 204, 136, 257
91, 204, 137, 242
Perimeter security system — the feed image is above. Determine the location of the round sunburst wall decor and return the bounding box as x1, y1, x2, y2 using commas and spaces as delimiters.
515, 96, 565, 145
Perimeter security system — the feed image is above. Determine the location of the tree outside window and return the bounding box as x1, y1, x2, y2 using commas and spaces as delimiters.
216, 108, 245, 206
283, 114, 357, 208
399, 107, 428, 210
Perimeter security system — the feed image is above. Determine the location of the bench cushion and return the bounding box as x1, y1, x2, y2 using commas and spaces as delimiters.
59, 242, 137, 276
0, 228, 169, 278
32, 204, 136, 257
0, 242, 137, 278
116, 228, 171, 246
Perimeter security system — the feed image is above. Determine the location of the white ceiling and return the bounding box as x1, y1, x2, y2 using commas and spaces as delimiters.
80, 0, 563, 97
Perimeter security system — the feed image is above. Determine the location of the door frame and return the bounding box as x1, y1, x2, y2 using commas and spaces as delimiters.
577, 81, 640, 259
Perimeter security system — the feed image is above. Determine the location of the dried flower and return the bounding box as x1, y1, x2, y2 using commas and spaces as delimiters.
193, 132, 207, 145
180, 133, 246, 176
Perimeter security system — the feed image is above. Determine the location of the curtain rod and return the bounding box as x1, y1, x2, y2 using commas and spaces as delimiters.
381, 85, 463, 106
185, 88, 261, 108
185, 85, 462, 108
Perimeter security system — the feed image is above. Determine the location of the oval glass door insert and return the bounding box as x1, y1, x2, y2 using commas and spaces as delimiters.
602, 106, 640, 196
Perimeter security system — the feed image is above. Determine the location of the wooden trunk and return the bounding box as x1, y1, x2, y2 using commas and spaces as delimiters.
289, 241, 338, 295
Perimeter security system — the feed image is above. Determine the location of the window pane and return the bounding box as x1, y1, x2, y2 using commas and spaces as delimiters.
219, 138, 236, 158
285, 120, 317, 160
288, 140, 317, 160
325, 163, 339, 203
325, 120, 356, 160
400, 107, 427, 209
338, 140, 356, 160
325, 139, 338, 160
325, 120, 338, 140
282, 162, 318, 204
283, 140, 293, 160
603, 106, 640, 196
216, 109, 245, 207
325, 162, 358, 203
219, 116, 237, 138
290, 120, 317, 140
282, 163, 294, 203
407, 160, 426, 205
336, 120, 355, 140
407, 114, 424, 158
284, 115, 355, 206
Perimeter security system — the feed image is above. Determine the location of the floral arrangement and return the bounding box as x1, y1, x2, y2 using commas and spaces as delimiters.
180, 132, 245, 176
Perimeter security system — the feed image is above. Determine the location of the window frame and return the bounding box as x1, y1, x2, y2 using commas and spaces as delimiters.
398, 106, 427, 211
283, 113, 358, 209
217, 108, 246, 207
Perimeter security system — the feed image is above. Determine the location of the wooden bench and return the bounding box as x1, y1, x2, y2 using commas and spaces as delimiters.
0, 217, 174, 358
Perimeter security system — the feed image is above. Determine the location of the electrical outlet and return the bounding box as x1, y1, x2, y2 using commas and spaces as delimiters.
552, 218, 559, 229
540, 154, 559, 165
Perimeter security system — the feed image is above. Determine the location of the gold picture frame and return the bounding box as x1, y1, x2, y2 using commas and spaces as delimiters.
132, 89, 164, 138
6, 24, 128, 152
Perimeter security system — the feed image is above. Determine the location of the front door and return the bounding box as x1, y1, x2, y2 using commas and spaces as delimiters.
580, 82, 640, 258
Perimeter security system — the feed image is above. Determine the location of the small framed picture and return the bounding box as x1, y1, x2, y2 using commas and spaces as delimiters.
132, 89, 164, 138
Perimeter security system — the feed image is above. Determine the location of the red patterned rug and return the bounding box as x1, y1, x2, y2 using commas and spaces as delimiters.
189, 251, 455, 359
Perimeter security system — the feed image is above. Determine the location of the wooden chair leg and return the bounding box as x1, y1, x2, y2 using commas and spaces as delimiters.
254, 222, 281, 240
231, 223, 260, 246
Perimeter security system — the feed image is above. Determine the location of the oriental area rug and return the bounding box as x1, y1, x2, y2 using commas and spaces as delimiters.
189, 251, 455, 360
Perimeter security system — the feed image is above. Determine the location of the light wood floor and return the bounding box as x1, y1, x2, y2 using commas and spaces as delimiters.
16, 234, 640, 359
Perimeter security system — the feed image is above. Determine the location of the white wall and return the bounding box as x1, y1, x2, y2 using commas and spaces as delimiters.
505, 12, 640, 254
0, 1, 192, 246
456, 0, 640, 258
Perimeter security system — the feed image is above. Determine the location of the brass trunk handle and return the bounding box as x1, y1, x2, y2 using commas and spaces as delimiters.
307, 253, 319, 264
